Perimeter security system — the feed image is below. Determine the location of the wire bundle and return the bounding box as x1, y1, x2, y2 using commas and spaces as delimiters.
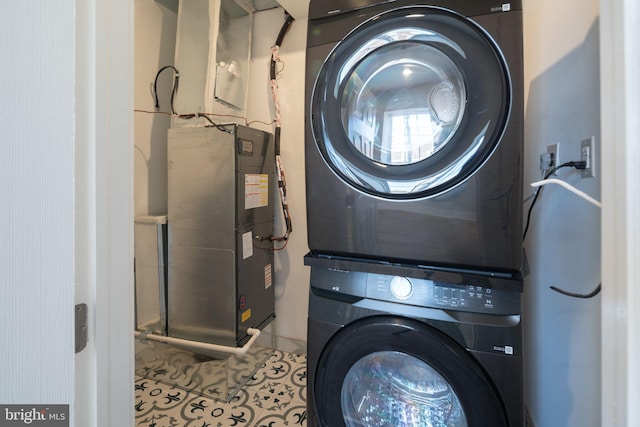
523, 161, 601, 299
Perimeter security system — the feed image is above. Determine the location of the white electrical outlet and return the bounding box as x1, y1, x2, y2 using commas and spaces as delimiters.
581, 136, 596, 178
546, 143, 560, 175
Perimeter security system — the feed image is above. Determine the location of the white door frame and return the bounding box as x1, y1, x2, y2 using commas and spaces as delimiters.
600, 0, 640, 425
75, 0, 134, 425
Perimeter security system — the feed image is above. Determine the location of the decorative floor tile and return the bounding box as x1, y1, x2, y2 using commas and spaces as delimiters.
245, 351, 293, 389
253, 404, 308, 427
275, 362, 307, 403
178, 389, 260, 427
135, 350, 307, 427
135, 377, 192, 419
136, 340, 274, 403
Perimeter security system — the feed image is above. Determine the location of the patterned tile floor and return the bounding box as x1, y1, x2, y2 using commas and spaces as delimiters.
135, 348, 307, 427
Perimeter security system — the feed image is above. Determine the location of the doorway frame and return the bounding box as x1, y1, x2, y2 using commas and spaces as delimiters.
81, 0, 640, 425
599, 0, 640, 425
75, 0, 134, 425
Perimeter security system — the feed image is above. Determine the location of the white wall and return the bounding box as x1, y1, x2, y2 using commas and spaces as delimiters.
134, 0, 178, 216
522, 1, 602, 426
0, 1, 75, 404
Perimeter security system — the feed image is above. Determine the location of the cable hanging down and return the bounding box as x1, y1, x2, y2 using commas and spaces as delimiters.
146, 66, 274, 130
270, 12, 295, 248
523, 161, 587, 241
523, 160, 601, 299
152, 65, 180, 115
550, 283, 601, 299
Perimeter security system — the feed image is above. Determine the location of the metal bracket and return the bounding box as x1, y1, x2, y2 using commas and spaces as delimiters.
75, 303, 88, 353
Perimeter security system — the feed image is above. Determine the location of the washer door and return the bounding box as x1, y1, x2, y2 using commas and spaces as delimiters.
311, 6, 511, 199
314, 316, 508, 427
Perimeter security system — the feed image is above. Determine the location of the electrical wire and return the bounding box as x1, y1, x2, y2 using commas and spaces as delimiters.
153, 65, 180, 115
523, 161, 584, 241
147, 67, 273, 125
134, 109, 173, 116
273, 238, 289, 251
269, 11, 295, 245
530, 178, 602, 208
199, 111, 249, 125
198, 113, 235, 133
523, 160, 601, 299
134, 109, 274, 129
550, 283, 601, 299
247, 119, 277, 127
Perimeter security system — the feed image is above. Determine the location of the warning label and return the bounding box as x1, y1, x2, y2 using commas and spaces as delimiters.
245, 174, 269, 210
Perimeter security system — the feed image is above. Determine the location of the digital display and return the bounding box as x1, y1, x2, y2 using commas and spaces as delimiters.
433, 281, 468, 290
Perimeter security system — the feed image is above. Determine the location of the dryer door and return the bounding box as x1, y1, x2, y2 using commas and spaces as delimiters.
310, 6, 510, 199
313, 316, 508, 427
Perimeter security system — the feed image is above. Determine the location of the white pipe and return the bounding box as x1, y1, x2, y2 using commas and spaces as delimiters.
134, 328, 261, 355
530, 178, 602, 209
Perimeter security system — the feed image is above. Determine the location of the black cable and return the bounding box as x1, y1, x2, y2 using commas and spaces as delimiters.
550, 283, 601, 299
173, 112, 232, 134
523, 161, 586, 241
153, 65, 180, 115
193, 113, 232, 133
270, 12, 294, 83
523, 159, 598, 299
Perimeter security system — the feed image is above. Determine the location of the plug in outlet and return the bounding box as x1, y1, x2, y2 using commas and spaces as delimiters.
581, 136, 596, 178
546, 143, 560, 175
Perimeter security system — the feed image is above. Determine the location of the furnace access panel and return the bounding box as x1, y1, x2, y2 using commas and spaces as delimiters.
167, 124, 275, 347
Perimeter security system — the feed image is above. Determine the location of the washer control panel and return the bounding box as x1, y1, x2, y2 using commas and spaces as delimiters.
366, 274, 519, 315
309, 266, 521, 315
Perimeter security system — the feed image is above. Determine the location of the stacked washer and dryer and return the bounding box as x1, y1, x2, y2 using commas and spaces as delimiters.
304, 1, 525, 426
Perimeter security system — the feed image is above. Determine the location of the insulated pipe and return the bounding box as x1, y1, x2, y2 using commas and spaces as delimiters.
134, 328, 262, 355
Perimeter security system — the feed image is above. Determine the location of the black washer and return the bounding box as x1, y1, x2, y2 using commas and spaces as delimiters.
315, 316, 508, 427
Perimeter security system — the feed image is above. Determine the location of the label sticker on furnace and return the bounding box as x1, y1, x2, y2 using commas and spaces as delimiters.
242, 231, 253, 259
265, 264, 273, 289
245, 174, 269, 209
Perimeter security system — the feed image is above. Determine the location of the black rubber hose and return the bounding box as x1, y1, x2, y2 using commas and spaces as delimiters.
270, 12, 295, 83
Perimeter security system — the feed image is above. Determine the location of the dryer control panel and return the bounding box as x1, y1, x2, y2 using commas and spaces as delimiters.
366, 274, 520, 315
309, 267, 522, 316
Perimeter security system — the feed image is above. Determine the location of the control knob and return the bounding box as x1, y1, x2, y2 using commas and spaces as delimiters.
390, 276, 413, 300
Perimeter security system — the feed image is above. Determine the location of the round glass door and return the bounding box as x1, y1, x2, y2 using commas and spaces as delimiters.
342, 351, 467, 426
313, 316, 508, 427
311, 6, 511, 198
341, 34, 467, 166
